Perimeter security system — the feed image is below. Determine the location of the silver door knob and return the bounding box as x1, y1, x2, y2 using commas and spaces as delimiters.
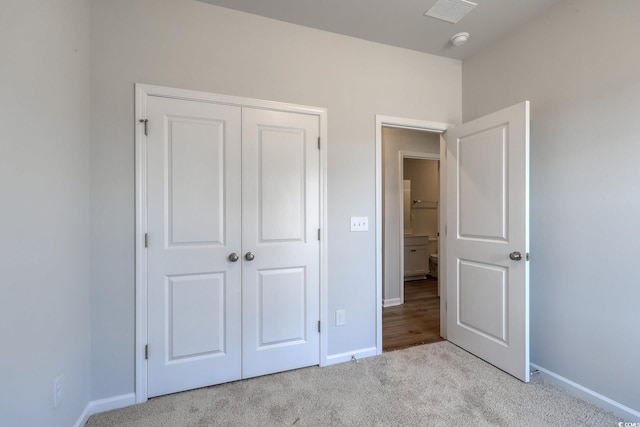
509, 251, 523, 261
245, 252, 255, 261
228, 253, 239, 262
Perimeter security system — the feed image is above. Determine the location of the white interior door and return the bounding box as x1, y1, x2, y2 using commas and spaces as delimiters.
446, 101, 530, 382
146, 96, 242, 397
241, 108, 320, 378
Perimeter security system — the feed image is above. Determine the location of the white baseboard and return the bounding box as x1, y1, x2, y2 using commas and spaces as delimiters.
531, 363, 640, 421
383, 298, 401, 307
324, 346, 378, 366
74, 393, 136, 427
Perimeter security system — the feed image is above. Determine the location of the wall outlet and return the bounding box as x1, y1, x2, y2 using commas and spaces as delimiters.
350, 216, 368, 232
335, 309, 346, 326
54, 374, 64, 408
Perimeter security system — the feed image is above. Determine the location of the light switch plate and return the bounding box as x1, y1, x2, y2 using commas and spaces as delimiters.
350, 216, 368, 232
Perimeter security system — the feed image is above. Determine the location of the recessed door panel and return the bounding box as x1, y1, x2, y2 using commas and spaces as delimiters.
458, 261, 507, 343
258, 268, 306, 347
168, 118, 225, 246
167, 273, 226, 360
458, 126, 507, 241
259, 128, 305, 242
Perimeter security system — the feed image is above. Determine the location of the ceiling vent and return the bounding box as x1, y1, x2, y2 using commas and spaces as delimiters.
424, 0, 478, 24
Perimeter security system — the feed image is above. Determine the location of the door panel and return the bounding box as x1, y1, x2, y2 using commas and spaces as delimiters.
257, 268, 306, 346
147, 96, 242, 397
458, 125, 508, 241
446, 101, 529, 382
167, 273, 226, 359
458, 261, 507, 342
259, 128, 306, 242
241, 108, 320, 379
168, 118, 226, 245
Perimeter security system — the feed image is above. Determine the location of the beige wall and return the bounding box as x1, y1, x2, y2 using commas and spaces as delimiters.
463, 0, 640, 413
90, 0, 461, 400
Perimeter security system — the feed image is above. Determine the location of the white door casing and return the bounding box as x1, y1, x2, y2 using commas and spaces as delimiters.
136, 84, 326, 401
445, 101, 530, 382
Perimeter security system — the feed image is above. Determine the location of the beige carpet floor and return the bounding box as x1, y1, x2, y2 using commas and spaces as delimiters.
87, 342, 623, 426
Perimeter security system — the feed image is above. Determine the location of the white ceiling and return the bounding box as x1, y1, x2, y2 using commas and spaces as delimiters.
197, 0, 562, 60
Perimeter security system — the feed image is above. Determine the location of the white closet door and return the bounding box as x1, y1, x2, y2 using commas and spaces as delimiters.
241, 108, 320, 378
146, 96, 242, 397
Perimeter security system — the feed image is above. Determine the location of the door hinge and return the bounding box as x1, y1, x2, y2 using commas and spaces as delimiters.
144, 233, 148, 248
139, 118, 148, 136
317, 137, 320, 150
526, 253, 530, 261
317, 320, 321, 333
145, 344, 148, 360
318, 229, 320, 241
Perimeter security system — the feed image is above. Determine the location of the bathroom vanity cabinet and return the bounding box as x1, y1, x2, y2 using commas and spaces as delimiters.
404, 236, 429, 277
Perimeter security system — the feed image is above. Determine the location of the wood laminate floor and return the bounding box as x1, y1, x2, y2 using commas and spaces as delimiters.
382, 277, 443, 352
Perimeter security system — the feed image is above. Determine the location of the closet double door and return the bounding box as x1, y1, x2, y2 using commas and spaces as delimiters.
145, 96, 320, 397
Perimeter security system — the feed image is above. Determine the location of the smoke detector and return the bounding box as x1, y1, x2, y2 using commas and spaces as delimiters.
425, 0, 477, 24
450, 32, 470, 47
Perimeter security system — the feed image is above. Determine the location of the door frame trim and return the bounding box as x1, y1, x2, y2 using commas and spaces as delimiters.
375, 115, 452, 355
135, 83, 328, 403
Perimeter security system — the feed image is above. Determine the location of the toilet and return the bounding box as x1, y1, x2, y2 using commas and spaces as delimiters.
428, 237, 438, 278
429, 254, 438, 278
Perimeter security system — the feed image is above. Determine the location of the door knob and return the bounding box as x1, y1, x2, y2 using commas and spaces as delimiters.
245, 252, 255, 261
228, 253, 239, 262
509, 251, 523, 261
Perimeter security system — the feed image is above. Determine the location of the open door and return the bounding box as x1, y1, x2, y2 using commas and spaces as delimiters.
446, 101, 530, 382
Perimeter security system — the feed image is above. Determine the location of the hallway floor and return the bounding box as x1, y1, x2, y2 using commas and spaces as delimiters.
382, 277, 443, 352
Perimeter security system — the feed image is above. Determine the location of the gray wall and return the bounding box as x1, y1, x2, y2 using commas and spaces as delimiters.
3, 0, 637, 421
463, 0, 640, 411
382, 128, 440, 305
404, 158, 439, 237
0, 1, 92, 426
90, 0, 461, 400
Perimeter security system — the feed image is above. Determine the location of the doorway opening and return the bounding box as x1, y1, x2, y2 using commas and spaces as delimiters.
387, 157, 441, 351
381, 129, 443, 352
374, 115, 450, 355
